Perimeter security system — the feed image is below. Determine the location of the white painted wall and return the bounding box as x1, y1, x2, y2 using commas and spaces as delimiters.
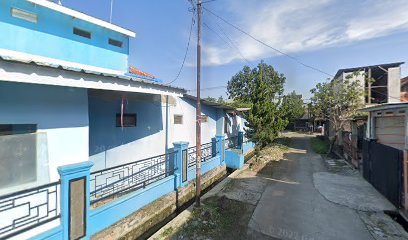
170, 97, 218, 146
388, 67, 401, 103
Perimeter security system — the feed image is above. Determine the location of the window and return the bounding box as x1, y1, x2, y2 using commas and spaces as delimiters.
0, 124, 36, 135
0, 124, 37, 189
73, 27, 91, 39
116, 114, 137, 127
109, 38, 123, 48
201, 115, 208, 123
174, 115, 183, 125
11, 8, 37, 23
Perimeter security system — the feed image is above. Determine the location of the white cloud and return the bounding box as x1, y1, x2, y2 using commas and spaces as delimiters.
202, 0, 408, 66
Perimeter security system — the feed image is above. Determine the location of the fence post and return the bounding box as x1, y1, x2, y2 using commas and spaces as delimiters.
238, 131, 244, 151
173, 142, 189, 188
215, 135, 225, 165
58, 161, 94, 240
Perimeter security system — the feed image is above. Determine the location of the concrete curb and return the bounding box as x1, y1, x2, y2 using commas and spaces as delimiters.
148, 164, 250, 240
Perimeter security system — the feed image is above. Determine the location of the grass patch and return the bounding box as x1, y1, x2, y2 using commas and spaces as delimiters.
174, 196, 254, 240
159, 226, 174, 239
274, 136, 292, 151
310, 136, 329, 154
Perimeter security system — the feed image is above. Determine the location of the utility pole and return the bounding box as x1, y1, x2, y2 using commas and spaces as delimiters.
109, 0, 114, 23
195, 0, 202, 207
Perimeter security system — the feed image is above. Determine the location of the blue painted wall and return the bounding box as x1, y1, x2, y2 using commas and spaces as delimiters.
0, 0, 129, 72
216, 108, 225, 135
225, 149, 244, 169
89, 175, 175, 236
0, 81, 89, 186
88, 91, 166, 171
243, 141, 255, 154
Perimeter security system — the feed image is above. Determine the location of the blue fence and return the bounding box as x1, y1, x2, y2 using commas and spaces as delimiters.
4, 132, 254, 240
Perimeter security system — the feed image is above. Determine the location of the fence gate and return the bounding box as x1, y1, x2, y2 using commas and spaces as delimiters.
362, 139, 404, 207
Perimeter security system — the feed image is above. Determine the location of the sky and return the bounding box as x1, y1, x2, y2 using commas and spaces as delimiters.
62, 0, 408, 100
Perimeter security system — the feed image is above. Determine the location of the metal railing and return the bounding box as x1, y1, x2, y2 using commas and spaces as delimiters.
90, 151, 177, 204
225, 136, 239, 150
186, 142, 217, 168
0, 181, 60, 239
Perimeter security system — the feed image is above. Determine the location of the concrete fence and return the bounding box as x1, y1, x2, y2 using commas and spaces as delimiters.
2, 132, 255, 240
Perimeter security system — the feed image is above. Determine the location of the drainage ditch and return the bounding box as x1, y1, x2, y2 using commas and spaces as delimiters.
138, 168, 235, 239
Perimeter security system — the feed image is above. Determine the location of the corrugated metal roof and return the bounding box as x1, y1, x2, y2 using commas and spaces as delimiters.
360, 102, 408, 112
183, 94, 237, 110
334, 62, 404, 79
0, 54, 186, 93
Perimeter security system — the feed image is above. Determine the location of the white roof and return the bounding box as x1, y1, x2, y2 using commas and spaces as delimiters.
27, 0, 136, 37
0, 48, 185, 96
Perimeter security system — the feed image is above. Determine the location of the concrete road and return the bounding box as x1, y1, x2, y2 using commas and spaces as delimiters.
248, 133, 374, 240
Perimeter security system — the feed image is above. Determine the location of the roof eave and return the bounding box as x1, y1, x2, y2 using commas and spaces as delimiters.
359, 102, 408, 112
27, 0, 136, 37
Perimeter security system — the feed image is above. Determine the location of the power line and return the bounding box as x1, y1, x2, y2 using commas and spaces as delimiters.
203, 6, 334, 78
164, 15, 195, 85
188, 85, 227, 92
202, 22, 250, 64
212, 19, 251, 64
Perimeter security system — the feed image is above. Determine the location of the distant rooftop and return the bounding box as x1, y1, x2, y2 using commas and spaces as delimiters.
360, 102, 408, 112
27, 0, 136, 37
334, 62, 404, 79
129, 66, 156, 79
183, 94, 236, 110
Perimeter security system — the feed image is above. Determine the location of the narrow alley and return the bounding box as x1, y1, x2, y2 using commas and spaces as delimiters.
153, 133, 408, 240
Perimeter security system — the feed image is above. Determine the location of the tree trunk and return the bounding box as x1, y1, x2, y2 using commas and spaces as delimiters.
329, 134, 337, 154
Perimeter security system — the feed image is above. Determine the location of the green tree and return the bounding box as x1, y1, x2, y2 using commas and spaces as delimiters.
282, 91, 305, 123
217, 96, 225, 103
204, 96, 216, 102
310, 73, 364, 152
227, 62, 287, 147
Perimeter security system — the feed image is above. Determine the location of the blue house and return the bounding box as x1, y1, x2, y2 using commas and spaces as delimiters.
0, 1, 254, 239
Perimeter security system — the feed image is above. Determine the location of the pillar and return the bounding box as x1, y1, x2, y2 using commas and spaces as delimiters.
215, 135, 225, 165
173, 142, 189, 188
58, 161, 94, 240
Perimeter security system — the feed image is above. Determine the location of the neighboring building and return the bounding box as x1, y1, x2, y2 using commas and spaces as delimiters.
179, 95, 249, 143
326, 63, 404, 157
334, 62, 404, 105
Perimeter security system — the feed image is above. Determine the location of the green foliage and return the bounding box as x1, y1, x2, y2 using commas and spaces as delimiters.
217, 96, 225, 103
204, 96, 217, 102
310, 137, 329, 154
310, 73, 364, 151
227, 61, 288, 146
281, 91, 305, 123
